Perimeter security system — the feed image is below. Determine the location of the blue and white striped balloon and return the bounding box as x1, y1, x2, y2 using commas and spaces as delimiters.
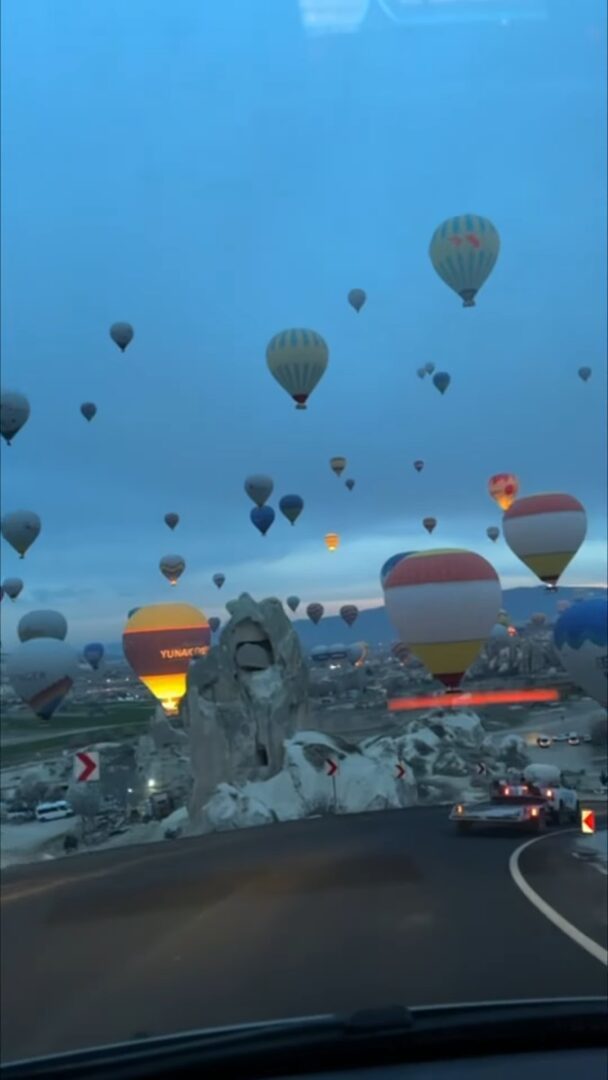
429, 214, 500, 307
266, 329, 329, 410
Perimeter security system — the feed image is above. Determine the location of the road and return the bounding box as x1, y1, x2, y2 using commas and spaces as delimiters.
1, 807, 606, 1063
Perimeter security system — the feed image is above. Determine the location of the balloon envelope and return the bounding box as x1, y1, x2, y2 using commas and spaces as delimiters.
324, 532, 340, 552
286, 595, 300, 613
340, 604, 359, 627
244, 475, 273, 507
502, 493, 587, 587
330, 457, 347, 476
251, 506, 275, 535
433, 372, 450, 395
424, 362, 435, 375
306, 602, 324, 625
578, 367, 591, 382
384, 549, 501, 688
429, 214, 500, 306
1, 510, 41, 558
18, 610, 67, 643
266, 329, 329, 409
164, 513, 179, 530
488, 473, 519, 511
3, 577, 23, 600
416, 367, 426, 379
414, 460, 424, 472
554, 599, 607, 707
110, 322, 134, 351
84, 642, 105, 670
345, 478, 355, 491
380, 552, 415, 588
347, 288, 366, 312
123, 603, 210, 715
279, 495, 304, 525
487, 526, 500, 542
213, 573, 226, 589
423, 517, 437, 534
1, 391, 30, 445
159, 554, 186, 585
208, 616, 221, 634
7, 639, 78, 720
80, 402, 97, 421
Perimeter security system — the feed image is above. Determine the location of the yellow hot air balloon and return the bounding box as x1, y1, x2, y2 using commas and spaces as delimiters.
266, 329, 329, 409
324, 532, 340, 552
122, 603, 210, 716
488, 473, 519, 512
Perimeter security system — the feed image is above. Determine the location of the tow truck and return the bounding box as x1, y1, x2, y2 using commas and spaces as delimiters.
450, 778, 579, 833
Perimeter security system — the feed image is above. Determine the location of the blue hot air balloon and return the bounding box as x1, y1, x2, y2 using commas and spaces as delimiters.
279, 495, 304, 525
380, 552, 415, 589
83, 642, 105, 671
554, 599, 607, 708
251, 506, 275, 536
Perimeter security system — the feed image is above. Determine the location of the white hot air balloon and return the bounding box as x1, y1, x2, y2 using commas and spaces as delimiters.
244, 474, 273, 507
429, 214, 500, 307
7, 639, 79, 720
1, 510, 41, 558
502, 493, 587, 588
18, 610, 68, 643
266, 329, 329, 409
3, 577, 24, 600
1, 391, 31, 445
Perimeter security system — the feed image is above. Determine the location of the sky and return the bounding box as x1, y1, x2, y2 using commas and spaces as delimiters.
1, 0, 606, 647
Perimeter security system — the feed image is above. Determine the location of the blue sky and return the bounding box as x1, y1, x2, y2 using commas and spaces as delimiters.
1, 0, 606, 646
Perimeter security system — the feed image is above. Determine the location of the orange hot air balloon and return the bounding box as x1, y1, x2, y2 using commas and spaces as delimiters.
122, 602, 210, 716
324, 532, 340, 552
488, 473, 519, 511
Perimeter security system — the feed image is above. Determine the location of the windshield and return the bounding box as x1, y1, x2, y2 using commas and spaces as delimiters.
1, 0, 607, 1065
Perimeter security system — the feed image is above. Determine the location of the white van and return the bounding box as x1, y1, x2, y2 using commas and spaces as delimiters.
34, 800, 75, 823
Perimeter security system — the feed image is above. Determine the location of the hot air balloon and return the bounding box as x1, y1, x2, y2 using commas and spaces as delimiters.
502, 493, 587, 588
244, 474, 273, 507
7, 639, 79, 720
122, 602, 210, 715
340, 604, 359, 627
380, 552, 415, 588
347, 288, 366, 312
413, 460, 424, 473
433, 372, 450, 395
18, 610, 67, 643
279, 495, 304, 525
84, 642, 105, 670
208, 616, 221, 634
429, 214, 500, 307
164, 512, 179, 530
1, 511, 41, 558
324, 532, 340, 552
424, 362, 435, 375
488, 473, 519, 512
416, 367, 426, 380
109, 322, 134, 351
213, 573, 226, 589
251, 506, 275, 536
423, 517, 437, 534
159, 554, 186, 586
330, 457, 347, 477
286, 595, 300, 613
3, 578, 23, 600
578, 367, 592, 382
486, 526, 500, 542
80, 402, 97, 421
306, 602, 324, 625
554, 599, 607, 708
383, 549, 501, 688
345, 478, 355, 491
1, 391, 30, 446
266, 328, 329, 409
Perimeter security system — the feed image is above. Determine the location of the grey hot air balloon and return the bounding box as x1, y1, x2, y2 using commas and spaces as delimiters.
164, 512, 179, 530
487, 526, 500, 542
18, 610, 68, 643
213, 573, 226, 589
8, 639, 78, 720
347, 288, 366, 313
159, 554, 185, 586
1, 391, 30, 446
416, 367, 426, 379
1, 510, 41, 558
286, 595, 300, 613
433, 372, 451, 395
578, 366, 592, 382
80, 402, 97, 421
345, 478, 355, 491
109, 322, 134, 351
244, 474, 273, 507
424, 362, 435, 375
3, 577, 24, 600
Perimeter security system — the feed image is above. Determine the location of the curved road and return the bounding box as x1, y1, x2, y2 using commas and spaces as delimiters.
1, 807, 606, 1062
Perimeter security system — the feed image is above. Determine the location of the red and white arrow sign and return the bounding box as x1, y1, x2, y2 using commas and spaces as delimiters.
395, 762, 407, 780
581, 808, 596, 835
74, 750, 100, 783
326, 758, 338, 777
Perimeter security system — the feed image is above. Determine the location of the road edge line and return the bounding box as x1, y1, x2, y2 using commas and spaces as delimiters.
509, 831, 608, 968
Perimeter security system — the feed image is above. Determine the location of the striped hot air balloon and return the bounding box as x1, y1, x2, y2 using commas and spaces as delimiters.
123, 603, 210, 715
502, 493, 587, 588
266, 328, 329, 409
383, 549, 501, 689
306, 602, 324, 625
7, 639, 78, 720
554, 599, 607, 708
429, 214, 500, 307
488, 473, 519, 512
340, 604, 359, 627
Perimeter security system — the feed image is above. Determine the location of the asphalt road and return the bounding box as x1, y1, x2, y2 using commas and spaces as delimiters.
1, 806, 606, 1063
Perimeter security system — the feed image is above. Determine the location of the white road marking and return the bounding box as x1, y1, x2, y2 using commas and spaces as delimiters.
509, 830, 608, 967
